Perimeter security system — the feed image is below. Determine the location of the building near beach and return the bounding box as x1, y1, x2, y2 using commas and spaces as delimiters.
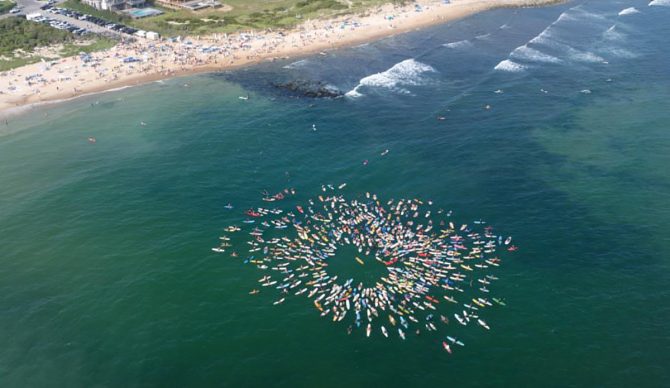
82, 0, 145, 11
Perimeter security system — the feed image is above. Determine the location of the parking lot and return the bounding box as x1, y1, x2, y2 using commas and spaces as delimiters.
4, 0, 141, 38
40, 5, 139, 36
1, 0, 52, 20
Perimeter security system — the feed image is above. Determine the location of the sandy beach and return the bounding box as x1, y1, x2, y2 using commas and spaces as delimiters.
0, 0, 562, 117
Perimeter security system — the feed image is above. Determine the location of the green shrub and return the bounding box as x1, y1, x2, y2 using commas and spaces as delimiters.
0, 17, 73, 55
0, 0, 16, 15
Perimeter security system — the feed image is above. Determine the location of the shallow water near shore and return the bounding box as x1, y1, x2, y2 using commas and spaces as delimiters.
1, 0, 669, 386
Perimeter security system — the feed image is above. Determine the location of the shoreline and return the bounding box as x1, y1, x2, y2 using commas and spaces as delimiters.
0, 0, 565, 119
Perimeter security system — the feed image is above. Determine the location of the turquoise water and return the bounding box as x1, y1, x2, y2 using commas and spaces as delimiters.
1, 0, 669, 386
127, 8, 163, 18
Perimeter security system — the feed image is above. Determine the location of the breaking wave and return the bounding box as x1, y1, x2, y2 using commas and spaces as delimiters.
618, 7, 640, 15
649, 0, 670, 6
345, 59, 437, 98
529, 5, 611, 45
528, 6, 577, 45
529, 27, 554, 45
494, 60, 526, 73
568, 48, 606, 63
511, 45, 562, 64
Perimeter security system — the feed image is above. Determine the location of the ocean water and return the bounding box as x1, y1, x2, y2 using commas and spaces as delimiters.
1, 0, 669, 386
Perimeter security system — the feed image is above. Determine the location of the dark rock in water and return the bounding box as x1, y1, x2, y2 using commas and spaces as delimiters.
271, 80, 343, 98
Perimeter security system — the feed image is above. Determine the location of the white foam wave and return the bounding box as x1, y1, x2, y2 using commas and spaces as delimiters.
569, 49, 606, 63
511, 45, 561, 64
494, 60, 526, 72
346, 59, 437, 98
555, 11, 576, 23
493, 4, 620, 73
443, 40, 472, 49
649, 0, 670, 6
528, 6, 578, 45
529, 27, 553, 45
618, 7, 640, 15
550, 6, 607, 25
533, 38, 606, 63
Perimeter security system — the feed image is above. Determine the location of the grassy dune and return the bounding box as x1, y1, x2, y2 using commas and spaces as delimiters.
0, 0, 16, 15
65, 0, 409, 36
0, 18, 116, 71
1, 0, 405, 70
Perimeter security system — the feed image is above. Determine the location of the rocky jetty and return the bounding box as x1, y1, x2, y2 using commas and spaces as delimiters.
271, 80, 343, 98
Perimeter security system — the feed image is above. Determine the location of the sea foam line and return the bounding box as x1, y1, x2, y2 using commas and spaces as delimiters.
569, 7, 609, 22
443, 40, 472, 49
603, 25, 626, 41
283, 59, 310, 69
511, 45, 561, 64
528, 5, 580, 45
